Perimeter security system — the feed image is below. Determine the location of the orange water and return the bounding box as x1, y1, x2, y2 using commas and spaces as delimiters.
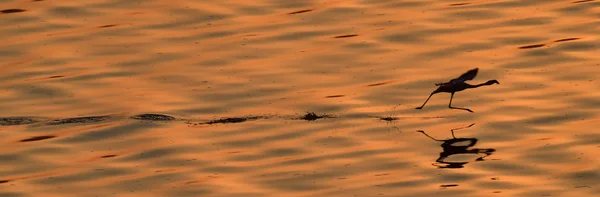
1, 0, 598, 196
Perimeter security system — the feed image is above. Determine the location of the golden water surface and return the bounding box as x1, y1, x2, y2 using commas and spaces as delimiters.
1, 0, 599, 196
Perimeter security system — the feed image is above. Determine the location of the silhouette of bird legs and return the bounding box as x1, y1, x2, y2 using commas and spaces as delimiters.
448, 92, 473, 113
414, 94, 433, 110
416, 92, 473, 113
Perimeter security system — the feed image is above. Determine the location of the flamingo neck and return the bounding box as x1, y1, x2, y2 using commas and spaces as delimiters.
469, 82, 492, 88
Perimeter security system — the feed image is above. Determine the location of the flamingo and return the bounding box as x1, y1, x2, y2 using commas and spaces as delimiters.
415, 68, 499, 113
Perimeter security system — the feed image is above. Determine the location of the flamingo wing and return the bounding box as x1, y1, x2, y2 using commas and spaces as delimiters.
456, 68, 478, 81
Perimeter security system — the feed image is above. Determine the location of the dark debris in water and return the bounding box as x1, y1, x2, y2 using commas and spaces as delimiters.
204, 116, 264, 125
440, 184, 459, 188
101, 154, 117, 158
98, 24, 118, 28
130, 114, 175, 121
325, 95, 345, 98
518, 44, 545, 49
379, 116, 399, 121
421, 116, 455, 119
48, 116, 109, 125
554, 37, 580, 42
367, 81, 392, 87
288, 9, 313, 15
1, 9, 25, 14
0, 117, 37, 126
333, 34, 358, 38
573, 0, 594, 3
19, 135, 56, 142
48, 75, 64, 79
373, 115, 453, 121
0, 180, 9, 184
301, 112, 334, 121
449, 3, 471, 6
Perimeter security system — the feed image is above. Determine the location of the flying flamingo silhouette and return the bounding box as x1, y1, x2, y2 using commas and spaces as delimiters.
415, 68, 499, 113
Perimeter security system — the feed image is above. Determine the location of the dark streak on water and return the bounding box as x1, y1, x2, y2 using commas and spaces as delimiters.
189, 112, 340, 125
333, 34, 358, 38
0, 180, 9, 184
48, 116, 109, 125
367, 81, 392, 87
19, 135, 56, 142
300, 112, 334, 121
325, 95, 345, 98
288, 9, 313, 15
98, 24, 118, 28
0, 117, 37, 126
449, 3, 471, 6
130, 114, 175, 121
184, 180, 200, 185
554, 38, 580, 42
101, 154, 117, 158
1, 9, 26, 14
372, 115, 451, 122
204, 116, 264, 124
378, 116, 399, 122
2, 113, 454, 127
573, 0, 594, 3
440, 184, 459, 188
518, 44, 545, 49
48, 75, 64, 79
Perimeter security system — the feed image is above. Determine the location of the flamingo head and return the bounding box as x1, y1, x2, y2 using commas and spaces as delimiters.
486, 80, 499, 85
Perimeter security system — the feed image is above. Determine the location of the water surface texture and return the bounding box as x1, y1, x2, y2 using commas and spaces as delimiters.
1, 0, 599, 197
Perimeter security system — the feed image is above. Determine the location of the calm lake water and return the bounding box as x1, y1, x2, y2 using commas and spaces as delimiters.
1, 0, 598, 196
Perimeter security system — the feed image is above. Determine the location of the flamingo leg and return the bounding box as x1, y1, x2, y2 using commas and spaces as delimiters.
415, 92, 435, 110
416, 130, 442, 141
450, 123, 475, 138
448, 92, 473, 113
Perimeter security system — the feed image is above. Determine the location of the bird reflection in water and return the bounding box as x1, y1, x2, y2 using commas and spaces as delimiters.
417, 123, 496, 168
